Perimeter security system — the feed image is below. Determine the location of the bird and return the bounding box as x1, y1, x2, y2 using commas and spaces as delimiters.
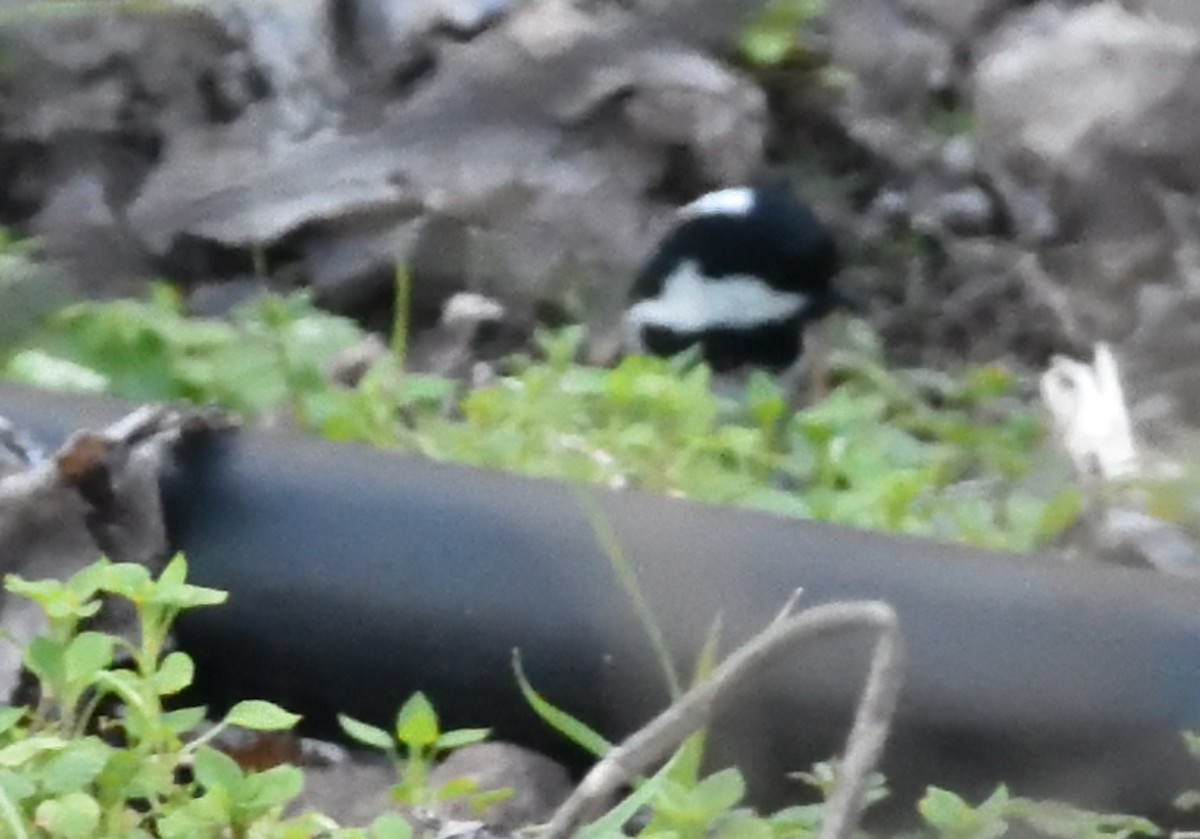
623, 184, 845, 373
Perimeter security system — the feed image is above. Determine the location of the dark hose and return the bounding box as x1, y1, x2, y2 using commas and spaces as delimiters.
3, 383, 1199, 819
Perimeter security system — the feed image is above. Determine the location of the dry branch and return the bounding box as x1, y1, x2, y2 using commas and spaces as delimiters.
541, 598, 905, 839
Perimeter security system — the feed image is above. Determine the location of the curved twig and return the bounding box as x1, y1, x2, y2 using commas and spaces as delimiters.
540, 599, 905, 839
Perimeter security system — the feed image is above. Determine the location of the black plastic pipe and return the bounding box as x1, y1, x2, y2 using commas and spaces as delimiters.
4, 383, 1200, 821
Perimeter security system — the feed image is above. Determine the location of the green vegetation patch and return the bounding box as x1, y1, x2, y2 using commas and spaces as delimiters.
0, 282, 1079, 552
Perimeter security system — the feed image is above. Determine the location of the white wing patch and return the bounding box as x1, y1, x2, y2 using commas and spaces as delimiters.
680, 187, 756, 219
626, 261, 807, 332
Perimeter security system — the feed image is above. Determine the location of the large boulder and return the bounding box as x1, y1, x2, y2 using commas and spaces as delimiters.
0, 0, 767, 340
976, 4, 1200, 247
975, 3, 1200, 428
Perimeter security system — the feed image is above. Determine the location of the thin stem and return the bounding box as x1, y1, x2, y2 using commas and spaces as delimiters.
576, 491, 682, 699
392, 263, 411, 369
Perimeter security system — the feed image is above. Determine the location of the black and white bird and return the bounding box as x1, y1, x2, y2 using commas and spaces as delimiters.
624, 184, 844, 372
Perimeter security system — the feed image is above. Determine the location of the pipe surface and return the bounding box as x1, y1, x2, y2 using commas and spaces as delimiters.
3, 383, 1200, 819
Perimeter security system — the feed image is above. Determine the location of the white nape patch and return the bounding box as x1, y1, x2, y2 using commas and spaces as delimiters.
626, 261, 806, 332
679, 187, 756, 219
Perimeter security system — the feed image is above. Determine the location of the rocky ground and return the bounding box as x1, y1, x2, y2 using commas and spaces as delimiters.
3, 0, 1200, 826
2, 0, 1199, 439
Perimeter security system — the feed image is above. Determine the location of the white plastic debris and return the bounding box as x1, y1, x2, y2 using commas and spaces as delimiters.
1039, 343, 1138, 480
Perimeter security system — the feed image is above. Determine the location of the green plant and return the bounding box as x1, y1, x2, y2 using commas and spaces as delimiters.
739, 0, 826, 68
338, 694, 507, 814
519, 656, 1161, 839
917, 785, 1157, 839
1, 286, 363, 418
0, 555, 315, 838
925, 98, 976, 139
413, 325, 1078, 551
0, 283, 1080, 552
510, 513, 875, 839
0, 530, 1169, 838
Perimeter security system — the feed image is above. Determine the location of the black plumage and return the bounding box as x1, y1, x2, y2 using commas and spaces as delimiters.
625, 185, 841, 372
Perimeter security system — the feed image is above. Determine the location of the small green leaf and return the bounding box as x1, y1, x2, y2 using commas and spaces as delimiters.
114, 750, 175, 801
369, 812, 414, 839
1008, 795, 1159, 839
770, 804, 823, 833
92, 670, 150, 721
1034, 488, 1081, 541
161, 705, 208, 736
338, 714, 395, 751
919, 786, 975, 833
224, 700, 300, 731
397, 374, 458, 407
63, 632, 113, 685
739, 26, 796, 68
191, 745, 244, 793
34, 792, 100, 839
156, 791, 231, 839
713, 812, 774, 839
101, 564, 151, 600
157, 554, 188, 587
24, 637, 66, 686
578, 753, 681, 839
974, 785, 1011, 838
693, 767, 745, 813
5, 575, 63, 603
468, 786, 514, 813
670, 616, 722, 788
0, 707, 26, 737
394, 693, 439, 748
434, 728, 490, 751
744, 371, 786, 430
147, 580, 227, 610
513, 649, 611, 758
0, 735, 66, 768
5, 350, 109, 394
37, 739, 110, 794
153, 651, 195, 696
0, 767, 37, 803
237, 764, 304, 815
433, 776, 478, 801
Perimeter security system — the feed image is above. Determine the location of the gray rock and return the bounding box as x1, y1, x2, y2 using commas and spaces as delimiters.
302, 212, 430, 313
291, 749, 400, 827
126, 0, 766, 319
0, 407, 214, 702
1094, 507, 1200, 578
427, 742, 572, 830
290, 740, 571, 832
1124, 284, 1200, 434
939, 135, 979, 180
976, 4, 1200, 245
897, 0, 1021, 46
340, 0, 513, 79
0, 7, 235, 141
929, 186, 996, 237
969, 2, 1200, 431
828, 0, 952, 126
29, 174, 153, 297
1145, 0, 1200, 35
199, 0, 348, 137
